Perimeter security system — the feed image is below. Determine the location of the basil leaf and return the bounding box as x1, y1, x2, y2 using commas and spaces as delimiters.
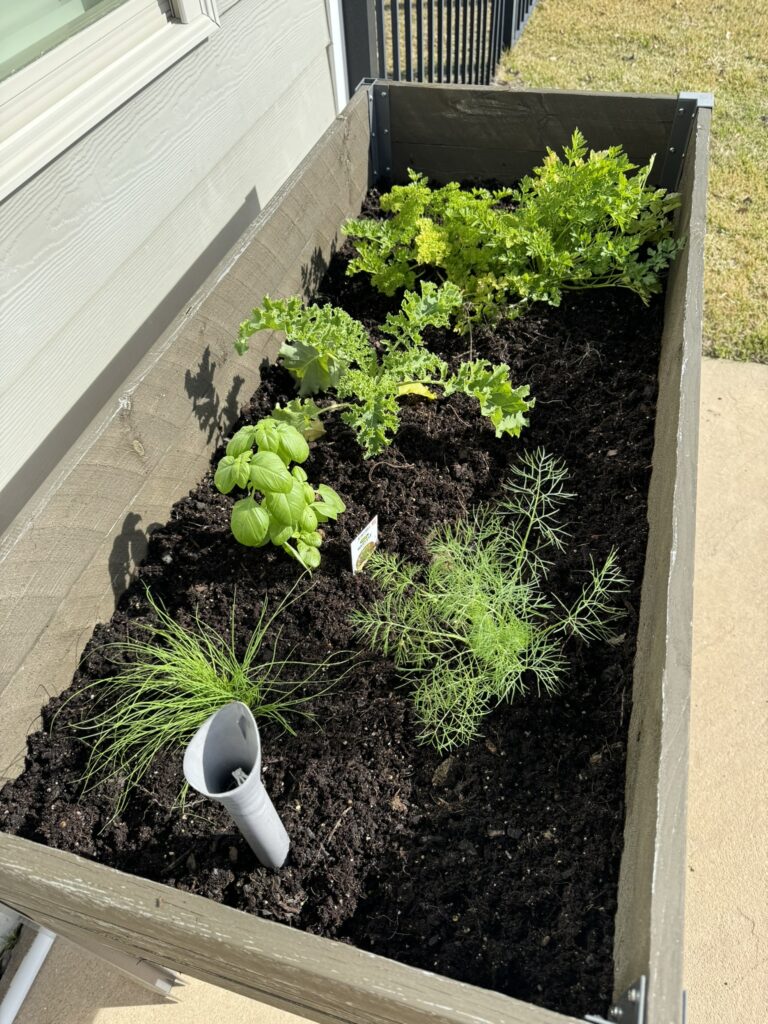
264, 478, 307, 526
276, 422, 310, 464
214, 455, 249, 494
268, 518, 293, 546
226, 426, 258, 458
314, 484, 346, 520
249, 451, 293, 494
231, 498, 269, 546
300, 506, 318, 533
254, 419, 281, 454
297, 541, 322, 571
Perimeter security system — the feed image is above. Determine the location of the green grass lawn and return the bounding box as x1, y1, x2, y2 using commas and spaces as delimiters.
499, 0, 768, 362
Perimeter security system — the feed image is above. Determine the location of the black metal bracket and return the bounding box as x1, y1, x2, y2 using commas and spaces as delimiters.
658, 91, 714, 192
366, 80, 392, 185
585, 976, 647, 1024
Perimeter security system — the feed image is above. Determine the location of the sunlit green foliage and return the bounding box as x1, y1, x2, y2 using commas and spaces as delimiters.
72, 586, 347, 815
214, 416, 345, 571
343, 131, 682, 329
352, 450, 628, 751
236, 282, 533, 457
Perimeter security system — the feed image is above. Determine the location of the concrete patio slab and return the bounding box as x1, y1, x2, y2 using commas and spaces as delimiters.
0, 930, 306, 1024
683, 357, 768, 1023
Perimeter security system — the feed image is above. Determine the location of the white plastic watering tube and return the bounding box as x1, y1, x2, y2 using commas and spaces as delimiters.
183, 702, 289, 869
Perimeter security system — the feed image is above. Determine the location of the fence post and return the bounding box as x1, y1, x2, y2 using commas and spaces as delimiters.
501, 0, 519, 47
340, 0, 378, 92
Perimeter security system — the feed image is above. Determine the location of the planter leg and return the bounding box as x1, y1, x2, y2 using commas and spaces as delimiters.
0, 925, 54, 1024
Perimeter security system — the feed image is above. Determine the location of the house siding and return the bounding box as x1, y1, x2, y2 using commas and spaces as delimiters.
0, 0, 338, 531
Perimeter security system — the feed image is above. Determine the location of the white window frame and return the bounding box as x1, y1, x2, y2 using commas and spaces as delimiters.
0, 0, 220, 203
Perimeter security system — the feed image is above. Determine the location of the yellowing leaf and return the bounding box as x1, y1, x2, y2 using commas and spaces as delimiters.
397, 382, 436, 400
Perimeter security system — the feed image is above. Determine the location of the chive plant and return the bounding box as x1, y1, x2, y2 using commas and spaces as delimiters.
72, 584, 347, 814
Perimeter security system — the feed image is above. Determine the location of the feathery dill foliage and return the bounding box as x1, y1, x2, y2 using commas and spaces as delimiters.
72, 585, 345, 815
352, 450, 628, 751
342, 129, 683, 330
236, 282, 533, 458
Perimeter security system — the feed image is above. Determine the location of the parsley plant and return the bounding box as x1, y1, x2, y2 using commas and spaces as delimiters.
343, 130, 683, 329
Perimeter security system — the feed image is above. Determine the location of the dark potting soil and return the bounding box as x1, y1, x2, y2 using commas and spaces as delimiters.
0, 214, 663, 1017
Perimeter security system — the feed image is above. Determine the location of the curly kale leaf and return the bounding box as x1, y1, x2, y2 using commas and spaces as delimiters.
233, 283, 533, 458
445, 360, 534, 438
337, 369, 401, 457
380, 280, 464, 348
236, 296, 373, 395
271, 398, 327, 441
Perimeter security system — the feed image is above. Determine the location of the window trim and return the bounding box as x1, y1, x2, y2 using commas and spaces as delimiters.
0, 0, 220, 203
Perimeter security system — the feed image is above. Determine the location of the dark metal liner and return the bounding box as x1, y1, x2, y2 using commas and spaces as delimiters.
0, 82, 709, 1024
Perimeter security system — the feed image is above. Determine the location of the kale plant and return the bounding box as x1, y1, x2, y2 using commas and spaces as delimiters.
351, 449, 628, 751
342, 130, 683, 328
236, 282, 533, 457
214, 416, 345, 570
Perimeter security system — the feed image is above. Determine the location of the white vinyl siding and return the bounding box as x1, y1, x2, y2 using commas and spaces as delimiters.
0, 0, 337, 517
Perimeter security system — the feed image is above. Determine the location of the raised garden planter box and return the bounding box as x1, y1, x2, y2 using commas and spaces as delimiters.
0, 82, 709, 1024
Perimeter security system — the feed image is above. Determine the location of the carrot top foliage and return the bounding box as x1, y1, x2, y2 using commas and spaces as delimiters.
343, 130, 683, 330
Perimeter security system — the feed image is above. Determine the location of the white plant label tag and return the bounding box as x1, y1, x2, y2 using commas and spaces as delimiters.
351, 515, 379, 573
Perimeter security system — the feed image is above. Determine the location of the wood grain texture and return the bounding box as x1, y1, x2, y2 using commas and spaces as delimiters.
613, 108, 709, 1024
0, 0, 337, 497
0, 88, 372, 782
385, 82, 676, 184
0, 834, 583, 1024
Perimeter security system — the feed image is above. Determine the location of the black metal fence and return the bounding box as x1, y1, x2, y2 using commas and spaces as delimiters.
341, 1, 538, 91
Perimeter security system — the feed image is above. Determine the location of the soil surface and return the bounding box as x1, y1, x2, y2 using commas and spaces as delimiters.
0, 194, 664, 1017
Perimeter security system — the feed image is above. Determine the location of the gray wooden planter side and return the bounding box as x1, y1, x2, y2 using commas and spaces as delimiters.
0, 85, 705, 1024
0, 87, 371, 782
614, 105, 710, 1024
379, 81, 676, 186
0, 838, 582, 1024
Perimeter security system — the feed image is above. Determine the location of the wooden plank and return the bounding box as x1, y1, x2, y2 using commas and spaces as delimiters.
386, 82, 676, 184
0, 86, 372, 781
613, 107, 710, 1024
0, 834, 583, 1024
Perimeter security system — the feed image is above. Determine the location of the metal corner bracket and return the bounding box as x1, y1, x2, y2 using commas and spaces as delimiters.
658, 91, 714, 191
366, 79, 392, 186
585, 975, 647, 1024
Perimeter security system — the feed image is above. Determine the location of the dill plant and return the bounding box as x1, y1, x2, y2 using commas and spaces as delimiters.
351, 450, 628, 751
72, 585, 345, 814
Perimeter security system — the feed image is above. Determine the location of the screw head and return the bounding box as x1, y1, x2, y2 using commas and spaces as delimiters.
627, 988, 640, 1003
609, 1008, 624, 1020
